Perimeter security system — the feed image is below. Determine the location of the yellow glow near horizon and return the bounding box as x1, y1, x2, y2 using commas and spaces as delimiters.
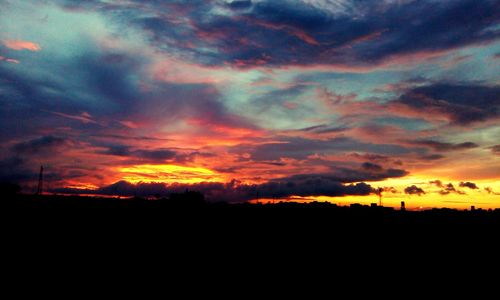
250, 175, 500, 210
118, 164, 224, 184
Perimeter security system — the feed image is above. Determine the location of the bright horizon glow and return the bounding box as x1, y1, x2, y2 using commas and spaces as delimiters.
118, 164, 225, 184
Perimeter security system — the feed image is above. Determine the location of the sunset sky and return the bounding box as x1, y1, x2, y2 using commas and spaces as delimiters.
1, 0, 499, 209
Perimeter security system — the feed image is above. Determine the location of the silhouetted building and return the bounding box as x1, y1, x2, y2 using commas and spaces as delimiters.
401, 201, 406, 211
471, 205, 475, 211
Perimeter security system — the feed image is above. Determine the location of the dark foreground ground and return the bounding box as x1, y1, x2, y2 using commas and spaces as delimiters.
4, 192, 500, 289
6, 193, 500, 234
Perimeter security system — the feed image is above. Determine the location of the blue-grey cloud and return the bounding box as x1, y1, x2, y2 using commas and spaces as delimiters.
53, 0, 500, 67
404, 139, 479, 152
392, 83, 500, 125
12, 136, 68, 155
233, 136, 411, 161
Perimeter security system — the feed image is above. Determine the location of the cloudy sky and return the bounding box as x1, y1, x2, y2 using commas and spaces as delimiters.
1, 0, 499, 208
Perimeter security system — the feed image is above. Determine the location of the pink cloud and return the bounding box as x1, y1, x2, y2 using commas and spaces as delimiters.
0, 56, 20, 64
440, 54, 472, 68
283, 102, 299, 110
150, 57, 232, 84
119, 120, 139, 129
3, 40, 41, 51
247, 18, 320, 46
316, 87, 357, 108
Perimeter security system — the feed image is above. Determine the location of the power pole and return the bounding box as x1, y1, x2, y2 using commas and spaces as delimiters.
36, 165, 43, 195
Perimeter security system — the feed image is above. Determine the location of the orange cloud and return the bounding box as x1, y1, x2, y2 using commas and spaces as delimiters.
3, 40, 41, 51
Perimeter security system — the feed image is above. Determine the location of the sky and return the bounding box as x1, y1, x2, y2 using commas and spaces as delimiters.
1, 0, 499, 209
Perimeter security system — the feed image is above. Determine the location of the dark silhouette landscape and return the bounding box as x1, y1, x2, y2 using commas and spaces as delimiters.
6, 187, 500, 233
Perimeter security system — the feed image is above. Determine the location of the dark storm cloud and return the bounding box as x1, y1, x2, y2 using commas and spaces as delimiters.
404, 185, 425, 196
55, 176, 374, 202
279, 165, 408, 184
404, 139, 479, 152
52, 0, 500, 68
99, 145, 177, 162
392, 83, 500, 125
0, 157, 32, 183
361, 162, 383, 172
459, 181, 478, 190
263, 176, 373, 198
12, 136, 68, 155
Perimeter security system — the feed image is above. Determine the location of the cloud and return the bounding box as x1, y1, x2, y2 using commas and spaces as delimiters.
438, 183, 465, 195
429, 180, 467, 195
361, 162, 383, 172
48, 111, 98, 124
404, 185, 425, 196
12, 136, 68, 155
2, 40, 41, 51
98, 145, 178, 162
429, 180, 444, 188
348, 153, 391, 163
51, 0, 500, 68
491, 145, 500, 156
381, 186, 398, 194
235, 136, 410, 162
440, 54, 472, 68
0, 56, 20, 64
484, 187, 500, 195
419, 154, 445, 161
403, 139, 479, 151
459, 181, 478, 190
277, 165, 408, 184
54, 175, 374, 202
0, 157, 32, 183
226, 1, 253, 10
390, 83, 500, 125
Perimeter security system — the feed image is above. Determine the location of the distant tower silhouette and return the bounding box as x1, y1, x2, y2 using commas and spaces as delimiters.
377, 187, 383, 207
36, 165, 44, 195
401, 201, 406, 211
